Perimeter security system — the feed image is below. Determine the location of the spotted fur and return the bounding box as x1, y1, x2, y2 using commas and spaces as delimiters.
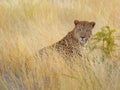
39, 20, 95, 58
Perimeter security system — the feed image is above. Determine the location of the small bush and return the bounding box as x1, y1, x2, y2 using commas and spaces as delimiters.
91, 26, 119, 57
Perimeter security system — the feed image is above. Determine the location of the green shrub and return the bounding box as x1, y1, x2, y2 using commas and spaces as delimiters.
90, 26, 119, 57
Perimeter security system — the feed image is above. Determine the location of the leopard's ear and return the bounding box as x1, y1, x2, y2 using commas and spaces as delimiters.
74, 20, 80, 25
90, 22, 95, 28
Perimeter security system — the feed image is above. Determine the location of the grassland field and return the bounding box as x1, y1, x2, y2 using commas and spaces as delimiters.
0, 0, 120, 90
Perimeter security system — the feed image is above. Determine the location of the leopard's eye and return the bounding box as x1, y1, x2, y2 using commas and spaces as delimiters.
86, 30, 89, 32
79, 29, 81, 31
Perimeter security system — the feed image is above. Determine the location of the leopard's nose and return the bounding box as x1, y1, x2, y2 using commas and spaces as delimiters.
81, 36, 85, 39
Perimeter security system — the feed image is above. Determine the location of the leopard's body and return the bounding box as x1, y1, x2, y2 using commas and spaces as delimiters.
51, 31, 82, 57
39, 20, 95, 58
39, 20, 96, 90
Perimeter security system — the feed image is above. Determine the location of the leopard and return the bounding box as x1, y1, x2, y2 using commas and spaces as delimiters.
38, 20, 95, 90
39, 20, 96, 59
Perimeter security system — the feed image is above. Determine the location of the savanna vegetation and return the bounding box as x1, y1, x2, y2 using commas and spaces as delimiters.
0, 0, 120, 90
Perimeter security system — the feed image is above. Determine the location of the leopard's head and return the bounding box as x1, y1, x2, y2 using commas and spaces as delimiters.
73, 20, 95, 46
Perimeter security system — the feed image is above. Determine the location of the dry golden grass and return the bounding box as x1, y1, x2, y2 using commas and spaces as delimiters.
0, 0, 120, 90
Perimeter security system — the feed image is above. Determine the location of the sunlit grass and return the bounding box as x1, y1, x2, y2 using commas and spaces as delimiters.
0, 0, 120, 90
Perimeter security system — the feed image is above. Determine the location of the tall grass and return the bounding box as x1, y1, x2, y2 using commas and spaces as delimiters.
0, 0, 120, 90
